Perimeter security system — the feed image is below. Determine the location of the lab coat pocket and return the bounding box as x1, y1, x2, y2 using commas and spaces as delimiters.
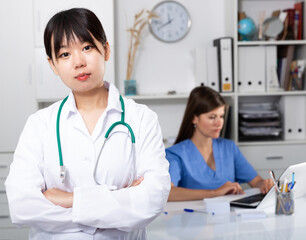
43, 167, 57, 189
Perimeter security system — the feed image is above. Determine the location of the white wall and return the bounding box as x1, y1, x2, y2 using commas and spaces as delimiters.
115, 0, 233, 95
0, 0, 37, 151
114, 0, 234, 140
0, 0, 234, 148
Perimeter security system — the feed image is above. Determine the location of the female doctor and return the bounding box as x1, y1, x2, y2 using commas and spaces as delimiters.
5, 8, 170, 239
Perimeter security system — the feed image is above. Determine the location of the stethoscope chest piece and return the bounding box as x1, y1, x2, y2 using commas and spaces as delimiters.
60, 165, 66, 183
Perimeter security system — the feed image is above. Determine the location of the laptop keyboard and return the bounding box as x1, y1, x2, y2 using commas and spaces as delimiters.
232, 193, 266, 204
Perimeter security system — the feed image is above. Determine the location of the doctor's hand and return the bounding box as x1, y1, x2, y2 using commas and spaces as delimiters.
129, 176, 144, 187
43, 188, 73, 208
215, 181, 244, 196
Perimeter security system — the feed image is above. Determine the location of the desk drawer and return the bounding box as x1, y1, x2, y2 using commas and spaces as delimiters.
239, 144, 306, 172
0, 153, 13, 178
0, 202, 9, 217
0, 178, 5, 192
0, 228, 29, 240
0, 203, 14, 229
0, 192, 8, 204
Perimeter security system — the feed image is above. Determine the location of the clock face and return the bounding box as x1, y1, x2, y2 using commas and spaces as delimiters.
149, 1, 191, 43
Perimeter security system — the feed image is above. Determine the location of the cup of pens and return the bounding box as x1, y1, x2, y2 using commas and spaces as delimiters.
269, 170, 295, 215
275, 190, 294, 215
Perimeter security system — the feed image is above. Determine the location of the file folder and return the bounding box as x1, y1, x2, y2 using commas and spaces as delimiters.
265, 46, 281, 92
238, 46, 265, 93
194, 47, 207, 87
280, 96, 306, 140
213, 37, 233, 92
194, 47, 219, 91
206, 47, 220, 92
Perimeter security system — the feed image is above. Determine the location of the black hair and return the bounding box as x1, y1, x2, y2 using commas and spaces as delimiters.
175, 86, 226, 144
44, 8, 107, 61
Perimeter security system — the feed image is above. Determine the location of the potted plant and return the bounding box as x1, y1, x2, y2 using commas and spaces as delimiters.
125, 9, 157, 95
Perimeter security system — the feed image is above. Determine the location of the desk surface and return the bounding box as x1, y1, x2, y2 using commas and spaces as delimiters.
147, 197, 306, 240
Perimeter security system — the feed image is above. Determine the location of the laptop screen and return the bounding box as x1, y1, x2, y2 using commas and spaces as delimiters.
230, 162, 306, 209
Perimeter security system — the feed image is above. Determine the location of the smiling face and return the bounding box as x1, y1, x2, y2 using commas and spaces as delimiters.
48, 35, 110, 94
192, 105, 225, 139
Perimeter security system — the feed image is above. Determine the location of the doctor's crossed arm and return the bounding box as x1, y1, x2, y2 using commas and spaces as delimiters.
43, 176, 144, 208
5, 8, 170, 239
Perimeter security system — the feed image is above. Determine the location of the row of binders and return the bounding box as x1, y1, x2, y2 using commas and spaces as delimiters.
194, 37, 233, 92
238, 46, 280, 93
195, 38, 305, 93
238, 45, 305, 93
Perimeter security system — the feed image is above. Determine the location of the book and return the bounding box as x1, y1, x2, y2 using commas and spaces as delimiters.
278, 45, 295, 90
294, 1, 304, 40
282, 9, 295, 40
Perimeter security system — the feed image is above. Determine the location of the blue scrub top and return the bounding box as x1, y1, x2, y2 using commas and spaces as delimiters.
165, 138, 257, 189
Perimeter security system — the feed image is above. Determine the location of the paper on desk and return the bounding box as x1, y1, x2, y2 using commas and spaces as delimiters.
204, 198, 230, 215
234, 208, 267, 219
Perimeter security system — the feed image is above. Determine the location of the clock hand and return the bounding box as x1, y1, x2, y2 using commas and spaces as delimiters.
157, 17, 174, 31
157, 20, 171, 31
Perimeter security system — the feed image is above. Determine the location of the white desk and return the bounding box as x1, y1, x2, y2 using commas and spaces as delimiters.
147, 197, 306, 240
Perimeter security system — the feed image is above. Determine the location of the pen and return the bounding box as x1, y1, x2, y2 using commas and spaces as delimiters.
282, 179, 287, 193
183, 208, 207, 214
269, 170, 279, 193
290, 182, 295, 190
269, 170, 286, 213
271, 170, 276, 180
291, 172, 295, 189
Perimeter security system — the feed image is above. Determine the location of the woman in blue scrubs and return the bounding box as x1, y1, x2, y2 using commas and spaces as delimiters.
166, 86, 273, 201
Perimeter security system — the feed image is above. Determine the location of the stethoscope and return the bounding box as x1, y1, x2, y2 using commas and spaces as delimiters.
56, 95, 136, 186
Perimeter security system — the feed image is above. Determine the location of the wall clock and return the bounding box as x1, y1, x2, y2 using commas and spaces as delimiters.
149, 1, 191, 43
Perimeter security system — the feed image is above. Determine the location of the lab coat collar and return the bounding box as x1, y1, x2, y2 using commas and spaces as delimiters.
61, 81, 123, 120
104, 81, 123, 114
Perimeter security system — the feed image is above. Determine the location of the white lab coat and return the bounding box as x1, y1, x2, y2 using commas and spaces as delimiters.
5, 82, 170, 240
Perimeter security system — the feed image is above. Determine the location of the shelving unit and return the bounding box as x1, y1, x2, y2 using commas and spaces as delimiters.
234, 0, 306, 178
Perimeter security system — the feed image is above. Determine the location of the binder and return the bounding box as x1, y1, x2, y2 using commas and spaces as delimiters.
265, 46, 281, 92
194, 47, 219, 91
280, 96, 306, 140
206, 47, 220, 91
238, 46, 265, 93
194, 47, 208, 87
213, 37, 233, 92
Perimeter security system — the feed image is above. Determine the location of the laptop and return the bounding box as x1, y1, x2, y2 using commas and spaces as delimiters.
230, 162, 306, 209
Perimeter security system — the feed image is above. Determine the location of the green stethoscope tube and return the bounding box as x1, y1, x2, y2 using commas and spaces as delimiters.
56, 96, 69, 168
104, 95, 135, 143
56, 95, 136, 183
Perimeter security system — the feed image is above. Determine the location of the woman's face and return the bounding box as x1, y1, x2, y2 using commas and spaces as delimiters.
48, 34, 110, 94
192, 105, 225, 139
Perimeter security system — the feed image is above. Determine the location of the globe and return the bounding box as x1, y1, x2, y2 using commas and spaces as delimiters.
238, 18, 256, 37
